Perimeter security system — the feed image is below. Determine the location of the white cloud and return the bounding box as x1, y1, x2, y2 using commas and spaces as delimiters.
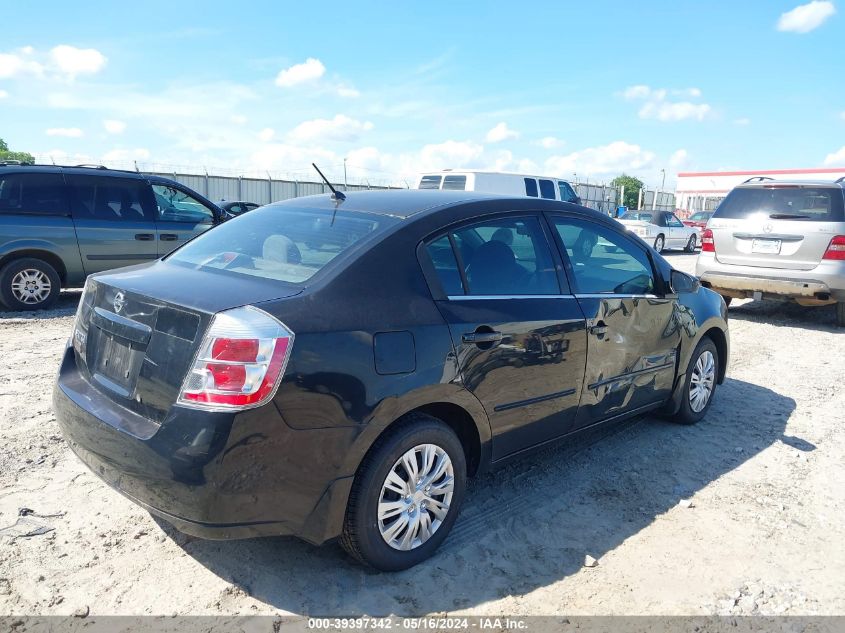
0, 49, 44, 79
733, 117, 751, 126
419, 140, 484, 170
103, 119, 126, 134
275, 58, 325, 88
777, 1, 836, 32
824, 145, 845, 165
50, 45, 107, 78
0, 90, 7, 99
231, 114, 248, 125
288, 114, 374, 142
45, 127, 84, 138
545, 141, 655, 176
102, 148, 150, 162
622, 84, 713, 122
258, 127, 275, 142
537, 136, 564, 149
485, 121, 519, 143
337, 85, 360, 98
669, 149, 689, 169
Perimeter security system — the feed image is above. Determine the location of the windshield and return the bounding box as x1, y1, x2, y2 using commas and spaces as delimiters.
689, 211, 712, 221
714, 186, 845, 222
167, 205, 397, 283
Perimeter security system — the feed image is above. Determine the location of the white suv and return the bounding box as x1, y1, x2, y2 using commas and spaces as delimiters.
695, 177, 845, 327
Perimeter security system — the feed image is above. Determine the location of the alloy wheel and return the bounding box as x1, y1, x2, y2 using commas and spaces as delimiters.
10, 269, 52, 305
689, 350, 716, 413
377, 443, 454, 551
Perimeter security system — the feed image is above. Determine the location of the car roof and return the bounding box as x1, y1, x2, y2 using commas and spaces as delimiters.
0, 163, 152, 179
418, 169, 572, 181
275, 189, 531, 219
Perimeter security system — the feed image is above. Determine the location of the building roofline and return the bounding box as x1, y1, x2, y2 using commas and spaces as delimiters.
678, 167, 845, 178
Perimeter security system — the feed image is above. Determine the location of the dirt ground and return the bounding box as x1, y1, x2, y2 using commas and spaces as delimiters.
1, 252, 843, 617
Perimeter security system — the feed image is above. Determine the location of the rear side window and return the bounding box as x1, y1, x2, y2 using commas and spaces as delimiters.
0, 173, 67, 215
69, 176, 155, 221
714, 186, 845, 222
168, 205, 397, 283
442, 175, 467, 191
419, 175, 442, 190
538, 179, 556, 199
524, 178, 538, 197
427, 216, 560, 296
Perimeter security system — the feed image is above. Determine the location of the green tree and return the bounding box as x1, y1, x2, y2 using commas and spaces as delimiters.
611, 174, 644, 209
0, 137, 35, 164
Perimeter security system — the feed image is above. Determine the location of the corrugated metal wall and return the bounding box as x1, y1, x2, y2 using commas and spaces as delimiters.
143, 172, 396, 205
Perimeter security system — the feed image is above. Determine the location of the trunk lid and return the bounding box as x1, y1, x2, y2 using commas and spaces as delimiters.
709, 184, 845, 271
73, 261, 301, 423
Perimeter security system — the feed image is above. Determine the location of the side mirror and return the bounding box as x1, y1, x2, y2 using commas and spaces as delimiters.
670, 270, 700, 294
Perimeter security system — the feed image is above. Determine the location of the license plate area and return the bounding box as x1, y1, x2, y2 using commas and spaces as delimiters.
751, 239, 781, 254
90, 327, 144, 398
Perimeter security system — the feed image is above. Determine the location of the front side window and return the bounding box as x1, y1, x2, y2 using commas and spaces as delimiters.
524, 178, 538, 198
668, 214, 685, 227
429, 216, 559, 296
559, 181, 578, 203
553, 217, 655, 295
153, 184, 215, 223
538, 179, 556, 200
0, 173, 67, 215
442, 175, 467, 191
168, 205, 395, 283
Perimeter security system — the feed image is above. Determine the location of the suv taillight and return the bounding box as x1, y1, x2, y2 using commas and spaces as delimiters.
822, 236, 845, 261
701, 228, 715, 253
178, 306, 294, 410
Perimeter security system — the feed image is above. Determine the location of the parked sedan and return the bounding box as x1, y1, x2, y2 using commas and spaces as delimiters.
54, 190, 729, 570
683, 210, 714, 233
618, 210, 700, 253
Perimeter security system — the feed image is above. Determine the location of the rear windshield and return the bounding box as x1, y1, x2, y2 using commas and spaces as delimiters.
714, 186, 845, 222
167, 205, 397, 283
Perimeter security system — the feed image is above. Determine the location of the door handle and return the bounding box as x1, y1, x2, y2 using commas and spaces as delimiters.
134, 233, 154, 241
160, 233, 178, 241
462, 331, 503, 345
589, 322, 608, 336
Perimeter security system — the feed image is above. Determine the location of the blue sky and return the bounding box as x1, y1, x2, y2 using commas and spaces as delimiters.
1, 0, 842, 187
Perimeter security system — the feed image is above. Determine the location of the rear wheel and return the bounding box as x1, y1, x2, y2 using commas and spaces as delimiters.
0, 258, 61, 311
836, 302, 845, 328
722, 296, 733, 307
653, 234, 665, 253
685, 234, 697, 253
340, 413, 466, 571
673, 337, 719, 425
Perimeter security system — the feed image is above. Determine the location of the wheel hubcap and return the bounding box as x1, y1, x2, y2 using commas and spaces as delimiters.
378, 443, 454, 551
655, 237, 664, 251
689, 350, 716, 413
10, 269, 51, 304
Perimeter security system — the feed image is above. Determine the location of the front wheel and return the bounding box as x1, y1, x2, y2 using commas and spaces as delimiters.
0, 258, 61, 311
685, 234, 697, 253
836, 302, 845, 328
340, 413, 466, 571
653, 235, 665, 253
673, 337, 719, 425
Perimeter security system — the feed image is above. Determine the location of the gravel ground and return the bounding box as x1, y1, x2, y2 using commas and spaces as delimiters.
1, 252, 843, 617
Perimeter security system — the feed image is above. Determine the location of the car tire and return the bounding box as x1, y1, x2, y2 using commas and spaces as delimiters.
672, 337, 719, 425
0, 258, 61, 311
653, 235, 665, 253
722, 296, 733, 308
685, 235, 697, 253
340, 413, 467, 571
836, 302, 845, 328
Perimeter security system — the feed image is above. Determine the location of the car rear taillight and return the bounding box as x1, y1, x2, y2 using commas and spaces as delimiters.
822, 236, 845, 261
701, 228, 715, 253
178, 306, 294, 410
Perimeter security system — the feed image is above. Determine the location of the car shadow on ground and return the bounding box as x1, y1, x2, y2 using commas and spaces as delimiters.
168, 377, 796, 615
0, 290, 81, 320
727, 299, 840, 332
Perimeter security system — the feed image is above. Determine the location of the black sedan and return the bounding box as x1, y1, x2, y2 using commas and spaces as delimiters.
53, 190, 729, 571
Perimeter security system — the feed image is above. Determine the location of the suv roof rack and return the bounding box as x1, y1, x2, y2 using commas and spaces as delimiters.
0, 160, 35, 166
835, 176, 845, 183
74, 164, 109, 170
743, 176, 775, 183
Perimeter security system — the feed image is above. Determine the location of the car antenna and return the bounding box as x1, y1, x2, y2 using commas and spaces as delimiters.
312, 163, 346, 202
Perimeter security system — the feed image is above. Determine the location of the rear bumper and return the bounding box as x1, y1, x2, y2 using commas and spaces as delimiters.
53, 344, 356, 544
696, 254, 845, 304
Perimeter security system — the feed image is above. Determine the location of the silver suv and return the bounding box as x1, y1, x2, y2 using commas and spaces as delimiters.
696, 177, 845, 327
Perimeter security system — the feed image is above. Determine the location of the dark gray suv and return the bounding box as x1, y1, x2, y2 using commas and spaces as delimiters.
0, 165, 223, 310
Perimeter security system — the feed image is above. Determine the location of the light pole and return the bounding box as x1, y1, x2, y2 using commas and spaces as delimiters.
343, 158, 348, 191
